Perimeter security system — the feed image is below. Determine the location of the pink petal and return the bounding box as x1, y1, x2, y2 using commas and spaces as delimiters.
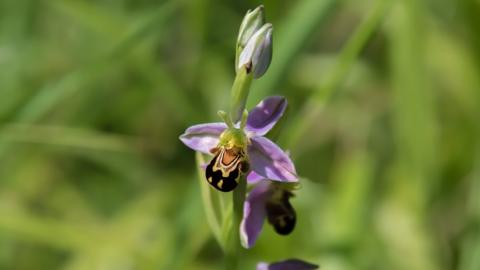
248, 136, 298, 182
240, 181, 271, 248
179, 122, 227, 154
246, 96, 287, 136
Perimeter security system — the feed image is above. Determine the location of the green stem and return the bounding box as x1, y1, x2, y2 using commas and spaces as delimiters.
223, 176, 246, 270
196, 153, 222, 244
229, 67, 253, 123
224, 66, 252, 270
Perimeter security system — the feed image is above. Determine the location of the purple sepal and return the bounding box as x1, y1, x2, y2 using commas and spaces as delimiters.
256, 259, 319, 270
248, 136, 298, 182
179, 122, 227, 154
246, 96, 287, 136
240, 181, 271, 248
247, 171, 264, 184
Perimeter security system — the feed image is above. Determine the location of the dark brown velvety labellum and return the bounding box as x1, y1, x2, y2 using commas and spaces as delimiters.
266, 190, 296, 235
205, 147, 248, 192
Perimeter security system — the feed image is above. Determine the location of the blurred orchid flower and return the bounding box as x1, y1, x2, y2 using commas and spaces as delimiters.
257, 259, 318, 270
240, 180, 298, 248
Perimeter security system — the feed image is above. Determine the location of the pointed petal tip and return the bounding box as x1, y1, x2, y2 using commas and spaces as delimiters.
240, 181, 271, 249
246, 96, 288, 136
248, 137, 298, 182
178, 122, 227, 154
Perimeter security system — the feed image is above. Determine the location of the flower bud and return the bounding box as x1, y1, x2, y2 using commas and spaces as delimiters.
237, 23, 273, 78
237, 5, 265, 49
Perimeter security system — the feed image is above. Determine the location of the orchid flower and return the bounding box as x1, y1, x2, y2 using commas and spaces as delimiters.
257, 259, 318, 270
241, 180, 298, 248
180, 96, 297, 192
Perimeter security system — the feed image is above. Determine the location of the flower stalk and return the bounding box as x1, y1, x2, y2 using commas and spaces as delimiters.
224, 7, 272, 262
223, 177, 247, 269
224, 67, 253, 270
229, 66, 253, 123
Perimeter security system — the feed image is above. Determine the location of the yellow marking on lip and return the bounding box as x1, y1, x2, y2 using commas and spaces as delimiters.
217, 180, 224, 189
207, 177, 212, 183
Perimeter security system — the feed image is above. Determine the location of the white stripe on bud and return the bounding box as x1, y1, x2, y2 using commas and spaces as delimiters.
235, 5, 273, 79
237, 23, 273, 78
237, 5, 265, 49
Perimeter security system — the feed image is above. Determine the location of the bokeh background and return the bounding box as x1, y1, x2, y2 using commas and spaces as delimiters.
1, 0, 479, 269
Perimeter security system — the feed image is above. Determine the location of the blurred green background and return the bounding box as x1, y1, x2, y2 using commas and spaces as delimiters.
0, 0, 479, 269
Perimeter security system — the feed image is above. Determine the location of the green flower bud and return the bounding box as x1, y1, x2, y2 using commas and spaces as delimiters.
237, 5, 265, 49
237, 23, 273, 78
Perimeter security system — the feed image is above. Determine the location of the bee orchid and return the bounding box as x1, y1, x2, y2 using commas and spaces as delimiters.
180, 96, 297, 192
240, 180, 299, 248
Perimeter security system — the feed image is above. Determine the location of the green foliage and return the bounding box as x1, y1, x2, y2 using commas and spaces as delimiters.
0, 0, 478, 269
